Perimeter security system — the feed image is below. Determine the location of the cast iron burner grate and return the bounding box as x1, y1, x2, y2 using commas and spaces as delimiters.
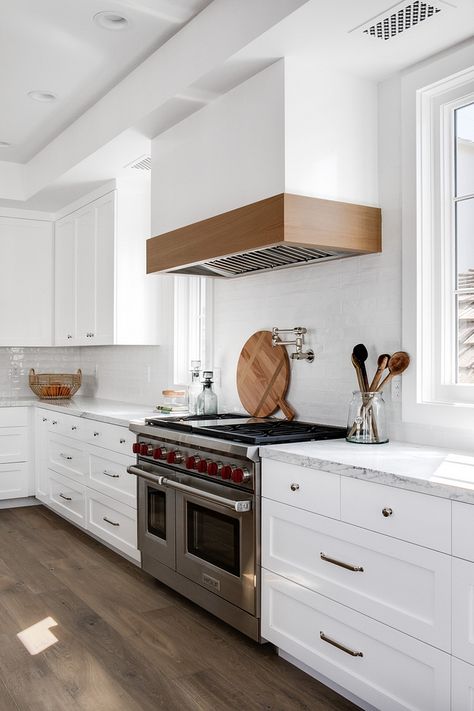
198, 421, 347, 445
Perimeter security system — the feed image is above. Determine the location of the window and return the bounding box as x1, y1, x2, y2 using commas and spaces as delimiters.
173, 276, 213, 385
402, 53, 474, 435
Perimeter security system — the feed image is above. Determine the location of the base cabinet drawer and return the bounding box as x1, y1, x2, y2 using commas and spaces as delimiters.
86, 490, 139, 561
262, 570, 450, 711
48, 435, 88, 481
452, 657, 474, 710
0, 462, 29, 499
340, 477, 451, 553
82, 420, 135, 454
48, 471, 86, 527
263, 498, 451, 650
453, 557, 474, 666
453, 502, 474, 563
262, 459, 340, 519
88, 449, 136, 507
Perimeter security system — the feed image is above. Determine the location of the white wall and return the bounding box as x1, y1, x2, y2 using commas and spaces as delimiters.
151, 61, 285, 234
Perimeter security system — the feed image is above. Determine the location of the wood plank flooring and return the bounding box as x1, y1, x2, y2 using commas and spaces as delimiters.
0, 505, 360, 711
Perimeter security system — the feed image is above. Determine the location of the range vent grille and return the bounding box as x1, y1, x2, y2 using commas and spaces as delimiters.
362, 1, 442, 40
126, 154, 152, 171
201, 244, 343, 277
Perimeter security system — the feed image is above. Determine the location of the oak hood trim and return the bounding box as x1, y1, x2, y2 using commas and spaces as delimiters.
146, 193, 381, 278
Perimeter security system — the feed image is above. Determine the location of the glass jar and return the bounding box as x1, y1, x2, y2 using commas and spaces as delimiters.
346, 391, 388, 444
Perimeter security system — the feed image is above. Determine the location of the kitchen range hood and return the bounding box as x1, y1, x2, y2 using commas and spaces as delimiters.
147, 193, 381, 278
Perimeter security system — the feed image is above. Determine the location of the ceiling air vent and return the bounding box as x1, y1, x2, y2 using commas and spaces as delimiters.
356, 0, 444, 40
125, 154, 152, 171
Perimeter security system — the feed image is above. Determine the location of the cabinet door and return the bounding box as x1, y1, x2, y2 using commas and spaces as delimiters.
0, 463, 29, 500
54, 215, 76, 345
0, 217, 53, 346
452, 657, 474, 710
34, 410, 50, 502
75, 205, 96, 343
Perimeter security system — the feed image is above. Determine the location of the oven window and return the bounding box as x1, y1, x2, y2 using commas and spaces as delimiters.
187, 503, 240, 576
148, 488, 166, 540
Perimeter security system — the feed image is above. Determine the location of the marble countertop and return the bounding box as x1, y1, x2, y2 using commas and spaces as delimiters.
0, 396, 161, 427
260, 439, 474, 504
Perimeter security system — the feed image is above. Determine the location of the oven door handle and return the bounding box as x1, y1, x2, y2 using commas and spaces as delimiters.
127, 465, 253, 513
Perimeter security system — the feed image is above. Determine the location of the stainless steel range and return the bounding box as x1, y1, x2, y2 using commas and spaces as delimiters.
127, 414, 346, 641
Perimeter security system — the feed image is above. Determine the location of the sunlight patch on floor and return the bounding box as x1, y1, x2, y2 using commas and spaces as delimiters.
17, 617, 58, 655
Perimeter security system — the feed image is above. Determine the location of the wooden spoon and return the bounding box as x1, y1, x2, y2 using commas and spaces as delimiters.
376, 351, 410, 392
352, 344, 370, 392
369, 353, 391, 392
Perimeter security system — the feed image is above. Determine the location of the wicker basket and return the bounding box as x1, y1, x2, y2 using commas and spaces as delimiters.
29, 368, 82, 400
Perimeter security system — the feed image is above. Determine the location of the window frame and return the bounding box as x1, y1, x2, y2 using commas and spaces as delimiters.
173, 276, 213, 385
402, 58, 474, 433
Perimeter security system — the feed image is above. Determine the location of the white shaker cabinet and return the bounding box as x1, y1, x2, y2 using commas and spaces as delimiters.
452, 657, 474, 710
0, 217, 53, 346
0, 408, 30, 500
55, 179, 163, 346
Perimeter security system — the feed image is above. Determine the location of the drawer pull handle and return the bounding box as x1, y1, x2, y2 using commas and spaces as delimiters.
320, 552, 364, 573
103, 470, 120, 479
42, 417, 47, 422
52, 421, 57, 425
103, 516, 120, 527
59, 493, 72, 501
60, 453, 73, 461
382, 507, 393, 517
93, 432, 100, 437
290, 483, 299, 491
71, 426, 77, 431
320, 632, 363, 658
119, 438, 126, 444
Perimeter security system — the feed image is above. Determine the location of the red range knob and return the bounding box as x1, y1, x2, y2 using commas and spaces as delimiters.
221, 465, 232, 480
132, 442, 140, 454
166, 450, 183, 464
152, 447, 163, 460
207, 461, 223, 476
186, 455, 200, 470
197, 459, 210, 473
139, 443, 152, 456
232, 467, 250, 484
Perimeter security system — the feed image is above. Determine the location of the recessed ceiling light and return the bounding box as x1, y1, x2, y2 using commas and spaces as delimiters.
93, 11, 130, 30
0, 141, 11, 147
28, 90, 57, 103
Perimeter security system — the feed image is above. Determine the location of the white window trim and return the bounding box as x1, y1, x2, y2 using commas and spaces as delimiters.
173, 276, 214, 385
402, 47, 474, 433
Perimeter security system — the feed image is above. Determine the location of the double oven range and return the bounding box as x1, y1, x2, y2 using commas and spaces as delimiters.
128, 415, 346, 641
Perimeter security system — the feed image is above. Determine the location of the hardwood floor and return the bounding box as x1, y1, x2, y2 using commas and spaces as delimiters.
0, 506, 360, 711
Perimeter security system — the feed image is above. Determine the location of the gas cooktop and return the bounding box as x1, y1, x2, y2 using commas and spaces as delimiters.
144, 414, 346, 445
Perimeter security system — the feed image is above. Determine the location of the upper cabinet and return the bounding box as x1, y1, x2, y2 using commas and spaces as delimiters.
55, 180, 162, 346
0, 217, 53, 346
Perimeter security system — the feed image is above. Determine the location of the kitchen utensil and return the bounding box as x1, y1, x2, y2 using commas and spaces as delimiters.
237, 330, 295, 420
352, 344, 370, 391
369, 353, 391, 392
376, 351, 410, 391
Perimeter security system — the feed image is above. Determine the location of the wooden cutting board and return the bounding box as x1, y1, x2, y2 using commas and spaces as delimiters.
236, 330, 295, 420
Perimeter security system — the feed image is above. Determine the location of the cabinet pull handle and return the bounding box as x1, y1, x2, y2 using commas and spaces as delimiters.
93, 432, 100, 437
290, 483, 299, 491
52, 421, 57, 425
382, 507, 393, 517
60, 453, 73, 460
103, 516, 120, 527
42, 417, 47, 422
71, 426, 77, 431
59, 493, 72, 501
320, 632, 363, 657
320, 552, 364, 573
119, 438, 126, 444
103, 470, 120, 479
67, 334, 72, 339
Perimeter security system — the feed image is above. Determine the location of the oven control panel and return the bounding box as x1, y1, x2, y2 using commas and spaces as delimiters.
132, 437, 254, 490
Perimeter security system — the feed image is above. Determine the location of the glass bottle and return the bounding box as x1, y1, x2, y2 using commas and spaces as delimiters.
196, 371, 218, 416
346, 391, 388, 444
188, 360, 201, 414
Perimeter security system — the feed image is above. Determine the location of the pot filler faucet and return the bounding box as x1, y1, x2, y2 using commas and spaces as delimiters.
271, 327, 315, 363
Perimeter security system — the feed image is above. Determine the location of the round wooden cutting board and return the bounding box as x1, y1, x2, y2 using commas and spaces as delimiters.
236, 330, 295, 420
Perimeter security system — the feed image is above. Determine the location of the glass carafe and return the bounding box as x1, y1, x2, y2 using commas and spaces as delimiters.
346, 391, 388, 444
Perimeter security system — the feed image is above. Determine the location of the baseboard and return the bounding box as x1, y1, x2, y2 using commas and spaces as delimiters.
0, 497, 40, 510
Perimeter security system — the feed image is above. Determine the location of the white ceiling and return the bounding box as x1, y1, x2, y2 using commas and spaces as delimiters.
0, 0, 472, 212
0, 0, 211, 163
